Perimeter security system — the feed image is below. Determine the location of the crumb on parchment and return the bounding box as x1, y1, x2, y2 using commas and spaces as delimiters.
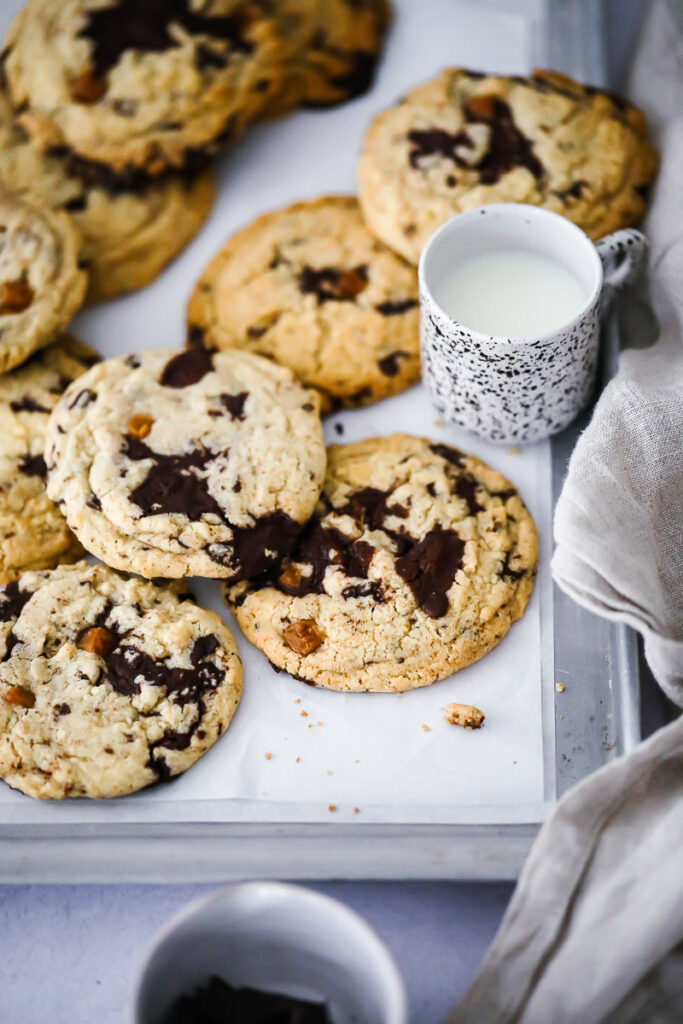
265, 752, 272, 760
422, 724, 431, 732
328, 804, 337, 812
555, 682, 565, 692
443, 702, 485, 729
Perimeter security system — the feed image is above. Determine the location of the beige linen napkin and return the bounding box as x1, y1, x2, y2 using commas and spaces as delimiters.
445, 3, 683, 1021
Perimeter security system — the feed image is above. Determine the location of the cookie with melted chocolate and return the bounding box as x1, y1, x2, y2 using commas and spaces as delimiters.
3, 0, 290, 176
0, 561, 242, 799
225, 434, 538, 692
45, 347, 326, 579
358, 68, 657, 263
187, 196, 419, 411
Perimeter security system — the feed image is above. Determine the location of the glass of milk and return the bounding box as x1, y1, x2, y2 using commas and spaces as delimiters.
418, 203, 647, 444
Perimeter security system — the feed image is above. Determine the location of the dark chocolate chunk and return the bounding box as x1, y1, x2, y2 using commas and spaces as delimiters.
186, 324, 206, 348
9, 395, 50, 414
54, 703, 71, 716
276, 522, 374, 598
79, 0, 253, 80
499, 551, 525, 581
63, 194, 88, 212
0, 579, 31, 622
124, 437, 222, 520
378, 350, 410, 376
339, 487, 408, 530
160, 347, 213, 388
18, 453, 47, 478
297, 264, 368, 304
220, 391, 248, 420
164, 974, 331, 1024
306, 50, 380, 106
465, 98, 544, 184
430, 443, 464, 467
68, 388, 97, 410
455, 475, 483, 516
555, 180, 588, 200
227, 510, 302, 581
105, 637, 222, 705
342, 581, 384, 602
395, 526, 465, 618
408, 128, 474, 169
375, 298, 418, 316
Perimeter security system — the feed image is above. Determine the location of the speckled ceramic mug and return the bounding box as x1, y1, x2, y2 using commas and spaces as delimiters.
419, 203, 647, 444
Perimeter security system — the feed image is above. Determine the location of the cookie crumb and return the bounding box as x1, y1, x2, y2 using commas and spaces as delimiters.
295, 756, 301, 763
353, 807, 360, 814
443, 702, 485, 729
326, 770, 333, 776
300, 710, 308, 717
328, 804, 337, 812
435, 418, 444, 428
265, 752, 272, 760
317, 720, 322, 726
422, 723, 431, 732
555, 682, 565, 693
508, 447, 519, 455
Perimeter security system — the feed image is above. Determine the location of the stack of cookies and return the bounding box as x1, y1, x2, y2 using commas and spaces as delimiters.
0, 4, 659, 804
0, 0, 392, 302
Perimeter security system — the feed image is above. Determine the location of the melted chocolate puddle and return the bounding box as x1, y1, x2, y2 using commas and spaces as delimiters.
80, 0, 253, 80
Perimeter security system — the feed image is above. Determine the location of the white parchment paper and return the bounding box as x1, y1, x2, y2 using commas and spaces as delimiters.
0, 0, 555, 826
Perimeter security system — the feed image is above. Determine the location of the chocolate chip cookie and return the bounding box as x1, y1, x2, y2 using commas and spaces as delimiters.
292, 0, 391, 110
0, 88, 215, 302
3, 0, 288, 177
0, 335, 98, 584
0, 561, 242, 798
225, 434, 538, 692
187, 196, 419, 410
0, 188, 87, 374
358, 68, 657, 262
45, 347, 326, 579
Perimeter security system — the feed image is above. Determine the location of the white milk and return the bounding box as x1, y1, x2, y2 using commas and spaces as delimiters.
432, 248, 589, 338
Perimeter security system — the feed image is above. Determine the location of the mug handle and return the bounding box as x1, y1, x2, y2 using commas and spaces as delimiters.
595, 228, 648, 291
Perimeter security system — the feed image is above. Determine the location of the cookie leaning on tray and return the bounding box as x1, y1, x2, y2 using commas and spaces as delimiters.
0, 189, 87, 374
358, 68, 658, 262
187, 195, 420, 411
225, 435, 538, 692
0, 336, 98, 584
0, 561, 242, 798
0, 88, 216, 303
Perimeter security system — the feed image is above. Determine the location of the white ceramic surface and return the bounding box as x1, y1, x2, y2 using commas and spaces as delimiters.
419, 203, 647, 444
131, 882, 408, 1024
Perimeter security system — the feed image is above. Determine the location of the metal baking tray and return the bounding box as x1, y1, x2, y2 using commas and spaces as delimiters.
0, 0, 640, 881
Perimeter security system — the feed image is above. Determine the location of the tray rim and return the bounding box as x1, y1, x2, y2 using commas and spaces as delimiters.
0, 0, 641, 882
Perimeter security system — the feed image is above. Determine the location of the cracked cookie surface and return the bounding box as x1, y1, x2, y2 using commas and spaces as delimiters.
187, 196, 419, 410
0, 335, 98, 584
0, 561, 242, 798
0, 188, 87, 374
358, 68, 657, 262
0, 88, 215, 302
45, 347, 326, 579
225, 433, 538, 692
3, 0, 288, 176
